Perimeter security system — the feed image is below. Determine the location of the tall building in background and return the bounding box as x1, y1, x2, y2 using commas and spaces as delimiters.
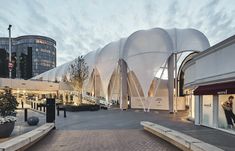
0, 35, 56, 79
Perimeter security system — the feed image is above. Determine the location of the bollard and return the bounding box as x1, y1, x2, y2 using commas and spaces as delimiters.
31, 102, 33, 108
21, 101, 24, 109
43, 106, 46, 112
64, 108, 66, 118
24, 108, 28, 122
39, 105, 42, 111
57, 106, 60, 116
46, 98, 55, 123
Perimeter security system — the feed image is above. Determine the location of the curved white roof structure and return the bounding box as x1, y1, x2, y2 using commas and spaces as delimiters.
96, 41, 120, 95
123, 28, 174, 96
32, 27, 210, 98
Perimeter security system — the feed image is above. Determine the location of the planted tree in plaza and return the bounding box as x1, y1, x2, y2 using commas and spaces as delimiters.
66, 56, 89, 104
0, 87, 19, 117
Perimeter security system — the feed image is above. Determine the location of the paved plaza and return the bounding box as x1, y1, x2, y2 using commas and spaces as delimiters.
27, 109, 182, 151
26, 109, 235, 151
27, 129, 179, 151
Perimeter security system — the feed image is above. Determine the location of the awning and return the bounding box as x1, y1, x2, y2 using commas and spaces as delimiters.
194, 81, 235, 95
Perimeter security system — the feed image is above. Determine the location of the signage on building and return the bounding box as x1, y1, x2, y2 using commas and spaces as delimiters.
203, 103, 211, 107
194, 81, 235, 95
131, 97, 169, 110
217, 90, 227, 95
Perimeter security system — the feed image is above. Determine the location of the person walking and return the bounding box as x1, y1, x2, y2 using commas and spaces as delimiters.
222, 96, 235, 129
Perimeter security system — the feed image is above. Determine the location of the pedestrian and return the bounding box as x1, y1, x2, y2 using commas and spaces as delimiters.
222, 96, 235, 129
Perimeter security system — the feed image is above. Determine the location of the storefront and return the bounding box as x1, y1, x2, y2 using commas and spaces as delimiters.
182, 34, 235, 134
194, 81, 235, 132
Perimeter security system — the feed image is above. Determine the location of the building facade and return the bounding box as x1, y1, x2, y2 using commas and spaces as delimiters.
182, 35, 235, 134
0, 35, 56, 79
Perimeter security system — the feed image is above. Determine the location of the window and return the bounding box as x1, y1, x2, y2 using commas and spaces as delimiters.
218, 95, 235, 131
202, 95, 213, 127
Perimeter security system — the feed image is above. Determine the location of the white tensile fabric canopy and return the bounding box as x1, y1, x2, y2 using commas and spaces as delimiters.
96, 41, 120, 98
123, 28, 173, 96
31, 28, 210, 97
83, 49, 99, 90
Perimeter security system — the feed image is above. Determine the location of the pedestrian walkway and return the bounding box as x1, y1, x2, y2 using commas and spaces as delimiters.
140, 111, 235, 151
27, 129, 180, 151
26, 109, 235, 151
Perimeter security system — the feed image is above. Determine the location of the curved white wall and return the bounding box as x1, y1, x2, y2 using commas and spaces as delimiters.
184, 37, 235, 87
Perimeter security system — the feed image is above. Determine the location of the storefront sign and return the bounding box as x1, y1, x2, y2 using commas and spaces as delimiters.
203, 103, 211, 107
194, 81, 235, 95
217, 90, 227, 95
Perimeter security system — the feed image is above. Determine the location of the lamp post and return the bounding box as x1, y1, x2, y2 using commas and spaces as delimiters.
8, 24, 12, 79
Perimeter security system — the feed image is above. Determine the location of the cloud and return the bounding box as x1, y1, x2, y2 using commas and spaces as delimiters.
0, 0, 234, 66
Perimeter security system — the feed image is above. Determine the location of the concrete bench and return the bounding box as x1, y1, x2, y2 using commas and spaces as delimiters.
0, 123, 55, 151
141, 121, 224, 151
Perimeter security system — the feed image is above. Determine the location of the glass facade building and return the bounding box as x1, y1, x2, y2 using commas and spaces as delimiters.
0, 35, 56, 79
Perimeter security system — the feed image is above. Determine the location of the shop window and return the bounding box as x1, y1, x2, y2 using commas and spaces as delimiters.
218, 95, 235, 131
202, 95, 213, 127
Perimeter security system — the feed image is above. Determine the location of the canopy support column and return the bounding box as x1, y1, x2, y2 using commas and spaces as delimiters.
119, 59, 128, 110
168, 54, 175, 113
94, 69, 100, 97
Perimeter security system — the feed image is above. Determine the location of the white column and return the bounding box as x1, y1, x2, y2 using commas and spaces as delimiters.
119, 59, 128, 110
195, 95, 200, 125
168, 54, 174, 113
94, 69, 100, 97
174, 53, 178, 112
213, 95, 218, 128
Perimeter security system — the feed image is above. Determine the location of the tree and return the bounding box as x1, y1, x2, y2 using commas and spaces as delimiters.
0, 87, 19, 117
66, 56, 89, 104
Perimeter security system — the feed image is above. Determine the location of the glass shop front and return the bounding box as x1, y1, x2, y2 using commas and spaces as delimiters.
194, 81, 235, 133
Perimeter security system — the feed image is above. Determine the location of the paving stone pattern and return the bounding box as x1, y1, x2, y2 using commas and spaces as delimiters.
27, 129, 179, 151
26, 109, 235, 151
27, 109, 182, 151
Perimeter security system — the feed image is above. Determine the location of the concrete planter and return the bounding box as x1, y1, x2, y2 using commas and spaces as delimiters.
0, 122, 15, 138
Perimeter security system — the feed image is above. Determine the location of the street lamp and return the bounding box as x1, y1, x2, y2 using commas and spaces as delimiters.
8, 24, 12, 79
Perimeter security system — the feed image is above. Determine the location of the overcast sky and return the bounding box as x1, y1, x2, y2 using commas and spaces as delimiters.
0, 0, 234, 66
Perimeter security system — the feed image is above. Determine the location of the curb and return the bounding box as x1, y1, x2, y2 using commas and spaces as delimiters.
0, 123, 54, 151
141, 121, 224, 151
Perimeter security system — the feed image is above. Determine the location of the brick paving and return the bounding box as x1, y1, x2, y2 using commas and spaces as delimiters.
26, 109, 181, 151
26, 109, 235, 151
27, 129, 180, 151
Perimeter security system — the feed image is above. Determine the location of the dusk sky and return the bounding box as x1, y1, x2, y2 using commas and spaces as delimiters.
0, 0, 234, 66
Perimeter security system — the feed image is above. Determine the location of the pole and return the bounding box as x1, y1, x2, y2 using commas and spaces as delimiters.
64, 108, 66, 118
24, 108, 28, 122
174, 53, 178, 113
8, 25, 12, 79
